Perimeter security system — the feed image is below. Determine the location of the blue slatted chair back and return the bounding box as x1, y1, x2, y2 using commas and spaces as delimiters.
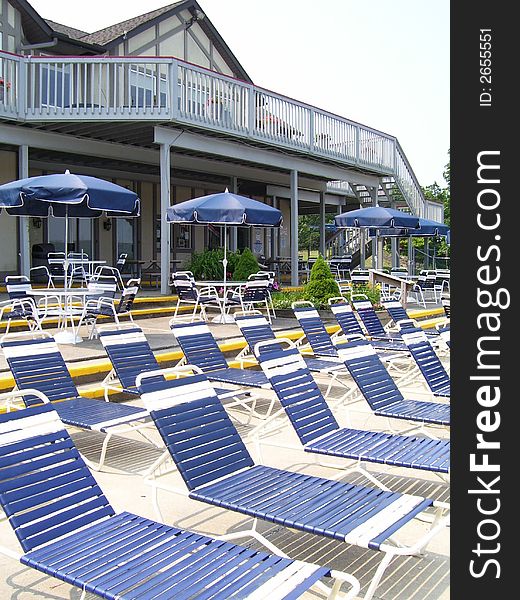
137, 373, 254, 491
292, 305, 339, 357
351, 297, 387, 337
350, 269, 370, 285
0, 404, 114, 553
442, 297, 450, 318
99, 325, 164, 390
47, 253, 66, 279
400, 327, 450, 394
5, 276, 32, 300
234, 314, 281, 355
1, 335, 80, 406
87, 275, 118, 301
329, 301, 366, 338
170, 321, 229, 372
173, 279, 198, 301
248, 271, 275, 291
382, 300, 414, 330
116, 252, 127, 269
337, 339, 404, 411
257, 346, 339, 445
241, 280, 270, 302
115, 280, 140, 314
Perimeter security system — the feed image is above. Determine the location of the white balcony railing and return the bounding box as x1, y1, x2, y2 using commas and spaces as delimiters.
0, 51, 429, 216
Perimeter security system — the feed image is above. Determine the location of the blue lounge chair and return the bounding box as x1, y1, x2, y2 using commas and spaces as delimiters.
0, 400, 359, 600
99, 323, 166, 401
99, 322, 256, 415
136, 370, 449, 600
234, 312, 348, 381
255, 341, 450, 483
327, 297, 410, 353
351, 295, 406, 344
234, 312, 353, 401
337, 339, 450, 430
399, 326, 450, 398
169, 318, 270, 390
291, 303, 411, 381
381, 299, 440, 339
0, 331, 152, 469
170, 318, 277, 419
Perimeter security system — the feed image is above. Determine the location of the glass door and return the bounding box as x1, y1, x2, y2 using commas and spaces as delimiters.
116, 218, 135, 260
47, 217, 92, 255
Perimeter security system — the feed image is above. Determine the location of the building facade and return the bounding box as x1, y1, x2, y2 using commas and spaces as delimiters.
0, 0, 442, 290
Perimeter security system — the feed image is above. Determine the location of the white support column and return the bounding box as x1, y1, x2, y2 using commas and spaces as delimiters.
159, 143, 171, 295
391, 237, 399, 268
360, 228, 366, 269
271, 195, 278, 261
290, 170, 299, 287
407, 236, 413, 275
319, 191, 326, 257
370, 187, 378, 269
377, 237, 384, 270
229, 176, 238, 251
18, 145, 30, 277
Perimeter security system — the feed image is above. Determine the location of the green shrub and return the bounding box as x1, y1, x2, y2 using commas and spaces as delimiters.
227, 249, 242, 274
349, 283, 382, 308
303, 255, 339, 308
187, 249, 241, 280
232, 247, 259, 281
270, 290, 308, 309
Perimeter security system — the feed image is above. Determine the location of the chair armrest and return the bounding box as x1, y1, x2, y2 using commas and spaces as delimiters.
199, 285, 222, 299
83, 296, 116, 311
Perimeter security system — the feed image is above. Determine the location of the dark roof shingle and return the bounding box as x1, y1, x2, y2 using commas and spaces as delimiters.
45, 19, 89, 40
82, 1, 186, 46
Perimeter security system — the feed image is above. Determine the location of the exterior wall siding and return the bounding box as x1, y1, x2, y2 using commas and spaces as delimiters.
0, 0, 22, 53
0, 148, 18, 273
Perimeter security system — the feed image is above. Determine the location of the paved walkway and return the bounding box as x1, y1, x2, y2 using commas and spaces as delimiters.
0, 301, 450, 599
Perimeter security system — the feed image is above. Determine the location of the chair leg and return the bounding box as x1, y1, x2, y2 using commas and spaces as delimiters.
264, 299, 272, 324
173, 300, 180, 321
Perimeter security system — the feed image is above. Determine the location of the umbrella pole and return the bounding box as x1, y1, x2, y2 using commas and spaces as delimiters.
221, 224, 228, 320
64, 207, 69, 291
54, 205, 82, 344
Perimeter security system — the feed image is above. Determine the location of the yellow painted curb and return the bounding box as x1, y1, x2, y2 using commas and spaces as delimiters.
0, 313, 438, 395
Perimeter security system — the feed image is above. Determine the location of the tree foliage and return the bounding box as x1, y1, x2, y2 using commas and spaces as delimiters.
303, 254, 339, 307
298, 214, 335, 252
232, 247, 259, 281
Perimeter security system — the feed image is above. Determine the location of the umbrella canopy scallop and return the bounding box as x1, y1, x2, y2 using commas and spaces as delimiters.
368, 216, 450, 238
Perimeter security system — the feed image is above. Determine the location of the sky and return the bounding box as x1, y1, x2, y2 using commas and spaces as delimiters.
28, 0, 450, 187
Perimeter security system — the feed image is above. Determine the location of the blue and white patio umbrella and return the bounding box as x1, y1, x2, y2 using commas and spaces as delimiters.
334, 206, 421, 229
0, 170, 140, 285
166, 189, 282, 322
334, 206, 422, 269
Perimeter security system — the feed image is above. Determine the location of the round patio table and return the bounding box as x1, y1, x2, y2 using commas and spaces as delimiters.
31, 288, 96, 344
195, 280, 247, 323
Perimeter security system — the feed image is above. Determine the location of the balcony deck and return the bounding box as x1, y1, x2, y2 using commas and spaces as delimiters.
1, 50, 434, 218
